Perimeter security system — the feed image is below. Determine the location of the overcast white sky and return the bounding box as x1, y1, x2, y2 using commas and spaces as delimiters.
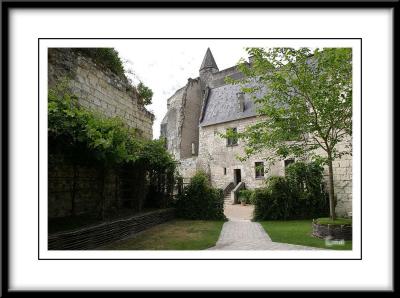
114, 40, 252, 139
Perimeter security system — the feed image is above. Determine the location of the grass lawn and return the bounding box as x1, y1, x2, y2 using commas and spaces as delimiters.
259, 220, 352, 250
99, 220, 224, 250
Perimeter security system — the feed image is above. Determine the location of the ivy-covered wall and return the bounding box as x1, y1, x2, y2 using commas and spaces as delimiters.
47, 49, 175, 220
48, 48, 154, 139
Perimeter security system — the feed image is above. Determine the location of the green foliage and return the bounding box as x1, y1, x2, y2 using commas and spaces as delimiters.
224, 47, 352, 219
253, 162, 329, 221
285, 161, 329, 218
74, 48, 125, 77
48, 82, 176, 217
238, 189, 254, 204
48, 82, 142, 165
229, 47, 352, 163
253, 177, 292, 220
137, 82, 154, 106
48, 82, 175, 170
175, 171, 226, 220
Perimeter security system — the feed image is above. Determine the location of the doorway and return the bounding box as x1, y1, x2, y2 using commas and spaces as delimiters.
234, 169, 241, 185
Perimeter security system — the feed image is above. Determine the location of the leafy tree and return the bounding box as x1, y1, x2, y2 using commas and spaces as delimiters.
226, 48, 352, 220
137, 82, 154, 106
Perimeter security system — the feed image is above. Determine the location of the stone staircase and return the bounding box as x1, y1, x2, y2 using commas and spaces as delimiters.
223, 182, 235, 205
224, 192, 233, 205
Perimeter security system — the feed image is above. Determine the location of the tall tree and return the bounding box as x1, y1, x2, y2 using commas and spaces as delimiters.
227, 48, 352, 220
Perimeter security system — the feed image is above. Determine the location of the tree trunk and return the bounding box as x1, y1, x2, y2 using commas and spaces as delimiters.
327, 153, 336, 220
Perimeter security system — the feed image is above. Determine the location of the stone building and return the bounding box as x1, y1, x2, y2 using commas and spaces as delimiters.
161, 48, 352, 217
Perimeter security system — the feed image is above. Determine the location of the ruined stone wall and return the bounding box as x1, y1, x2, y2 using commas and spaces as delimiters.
179, 79, 202, 159
164, 88, 185, 160
163, 79, 203, 160
177, 157, 199, 184
48, 48, 154, 139
198, 117, 352, 217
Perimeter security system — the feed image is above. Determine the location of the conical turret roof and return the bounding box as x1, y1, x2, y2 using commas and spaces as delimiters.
199, 48, 218, 71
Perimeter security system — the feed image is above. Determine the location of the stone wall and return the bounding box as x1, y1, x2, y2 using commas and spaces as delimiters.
179, 79, 202, 159
48, 48, 154, 139
196, 117, 352, 217
326, 139, 352, 217
197, 117, 282, 190
177, 157, 199, 184
162, 78, 202, 160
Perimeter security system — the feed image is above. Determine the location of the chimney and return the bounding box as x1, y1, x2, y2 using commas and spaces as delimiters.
237, 92, 245, 112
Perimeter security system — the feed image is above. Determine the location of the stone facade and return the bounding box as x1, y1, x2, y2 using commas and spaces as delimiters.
161, 48, 353, 217
197, 117, 283, 190
48, 48, 154, 139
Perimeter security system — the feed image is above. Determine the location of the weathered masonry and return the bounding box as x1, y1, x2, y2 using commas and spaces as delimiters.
48, 48, 155, 219
161, 48, 352, 217
48, 48, 154, 139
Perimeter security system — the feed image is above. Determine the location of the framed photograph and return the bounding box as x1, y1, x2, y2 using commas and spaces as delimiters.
1, 0, 396, 293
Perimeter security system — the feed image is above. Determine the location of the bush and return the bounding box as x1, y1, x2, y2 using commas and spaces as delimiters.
253, 176, 291, 221
175, 171, 226, 220
238, 189, 254, 204
285, 162, 329, 219
74, 48, 125, 77
253, 162, 329, 221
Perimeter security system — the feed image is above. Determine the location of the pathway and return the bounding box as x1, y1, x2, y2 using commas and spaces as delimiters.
208, 204, 320, 250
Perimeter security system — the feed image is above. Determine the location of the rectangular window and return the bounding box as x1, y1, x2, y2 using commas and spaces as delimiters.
255, 162, 264, 178
284, 158, 295, 168
226, 127, 238, 146
284, 158, 295, 175
223, 167, 227, 175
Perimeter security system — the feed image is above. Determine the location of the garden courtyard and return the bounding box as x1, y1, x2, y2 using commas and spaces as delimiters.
99, 203, 352, 251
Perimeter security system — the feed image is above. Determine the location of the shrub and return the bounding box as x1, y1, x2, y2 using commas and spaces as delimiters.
238, 189, 254, 204
253, 176, 291, 221
285, 161, 329, 219
74, 48, 125, 77
253, 162, 329, 221
137, 82, 154, 106
175, 171, 226, 220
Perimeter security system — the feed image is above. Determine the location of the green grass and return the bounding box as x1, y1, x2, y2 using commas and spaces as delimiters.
259, 220, 352, 250
315, 217, 352, 225
98, 220, 225, 250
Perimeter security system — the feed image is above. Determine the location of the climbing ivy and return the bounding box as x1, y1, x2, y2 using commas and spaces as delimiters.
48, 82, 176, 218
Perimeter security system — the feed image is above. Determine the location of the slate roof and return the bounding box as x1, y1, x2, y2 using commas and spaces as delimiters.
199, 82, 265, 127
199, 48, 218, 71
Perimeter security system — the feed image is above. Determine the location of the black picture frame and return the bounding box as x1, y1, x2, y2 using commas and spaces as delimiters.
1, 0, 397, 294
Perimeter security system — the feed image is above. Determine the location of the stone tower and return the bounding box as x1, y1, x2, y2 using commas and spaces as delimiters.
199, 48, 219, 93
